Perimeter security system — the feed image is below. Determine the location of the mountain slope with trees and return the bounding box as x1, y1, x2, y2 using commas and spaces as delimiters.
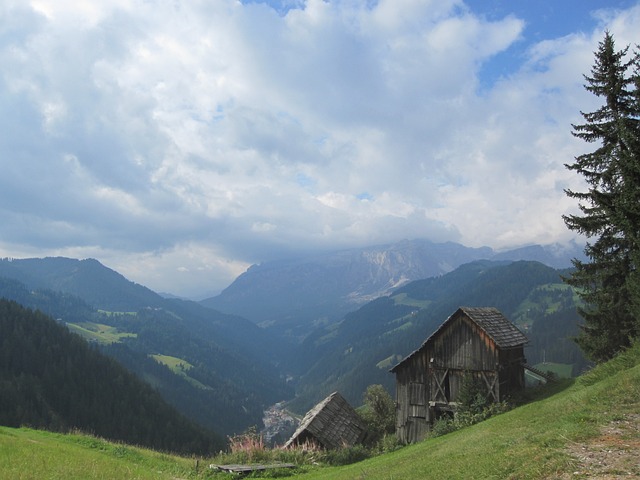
0, 255, 590, 431
0, 274, 293, 436
0, 298, 222, 454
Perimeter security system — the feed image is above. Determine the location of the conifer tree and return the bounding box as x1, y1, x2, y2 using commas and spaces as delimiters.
563, 32, 640, 362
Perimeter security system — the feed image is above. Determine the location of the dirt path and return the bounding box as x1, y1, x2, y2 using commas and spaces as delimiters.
564, 413, 640, 479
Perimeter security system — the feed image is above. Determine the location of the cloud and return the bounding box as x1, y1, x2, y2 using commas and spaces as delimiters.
0, 0, 638, 296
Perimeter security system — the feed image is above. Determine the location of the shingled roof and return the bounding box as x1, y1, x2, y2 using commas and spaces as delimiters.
458, 306, 529, 348
391, 306, 528, 372
284, 391, 367, 450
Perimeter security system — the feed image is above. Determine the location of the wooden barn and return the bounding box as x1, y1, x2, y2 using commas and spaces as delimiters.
391, 306, 528, 444
284, 391, 367, 450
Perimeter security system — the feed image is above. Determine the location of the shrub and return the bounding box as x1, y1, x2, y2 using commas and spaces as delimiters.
359, 384, 396, 446
322, 444, 371, 466
457, 372, 489, 414
430, 415, 457, 437
278, 439, 323, 466
374, 433, 402, 454
429, 401, 511, 438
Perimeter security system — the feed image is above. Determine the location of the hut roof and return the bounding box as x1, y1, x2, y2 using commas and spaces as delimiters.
284, 391, 366, 450
391, 306, 528, 372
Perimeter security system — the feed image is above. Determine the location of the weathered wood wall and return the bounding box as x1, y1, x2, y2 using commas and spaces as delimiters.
394, 312, 526, 444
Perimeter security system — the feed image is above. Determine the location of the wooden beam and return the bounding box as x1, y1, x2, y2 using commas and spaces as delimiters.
481, 371, 498, 402
432, 368, 449, 402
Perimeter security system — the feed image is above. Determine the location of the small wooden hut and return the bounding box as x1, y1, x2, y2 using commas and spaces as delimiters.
284, 391, 367, 449
391, 306, 528, 443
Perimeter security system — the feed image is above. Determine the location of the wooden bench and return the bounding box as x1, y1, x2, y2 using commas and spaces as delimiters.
209, 462, 296, 474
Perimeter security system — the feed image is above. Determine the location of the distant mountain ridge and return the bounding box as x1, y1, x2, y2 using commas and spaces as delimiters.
0, 257, 163, 311
200, 239, 585, 338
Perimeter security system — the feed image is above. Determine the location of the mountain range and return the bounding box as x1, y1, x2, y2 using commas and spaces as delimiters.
201, 239, 585, 339
0, 239, 589, 441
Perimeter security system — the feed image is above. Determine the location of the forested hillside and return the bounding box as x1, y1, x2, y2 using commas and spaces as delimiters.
0, 276, 293, 436
0, 298, 222, 454
97, 304, 293, 434
288, 261, 589, 413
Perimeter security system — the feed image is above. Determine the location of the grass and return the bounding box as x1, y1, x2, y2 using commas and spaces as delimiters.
0, 428, 202, 480
150, 354, 212, 390
150, 354, 194, 372
512, 283, 576, 327
97, 310, 137, 316
380, 321, 414, 338
2, 344, 639, 479
66, 322, 137, 344
392, 293, 431, 309
375, 354, 403, 370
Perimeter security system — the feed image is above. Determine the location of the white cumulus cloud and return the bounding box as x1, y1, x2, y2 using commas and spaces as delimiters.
0, 0, 638, 296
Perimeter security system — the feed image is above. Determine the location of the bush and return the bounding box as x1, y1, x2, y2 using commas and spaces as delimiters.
374, 433, 402, 454
359, 385, 396, 446
429, 401, 511, 438
430, 415, 457, 437
457, 372, 489, 414
322, 444, 371, 466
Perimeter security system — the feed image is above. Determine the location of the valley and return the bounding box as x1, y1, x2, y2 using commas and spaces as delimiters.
0, 241, 590, 447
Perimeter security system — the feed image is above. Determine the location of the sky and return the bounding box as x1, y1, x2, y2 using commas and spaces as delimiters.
1, 0, 639, 298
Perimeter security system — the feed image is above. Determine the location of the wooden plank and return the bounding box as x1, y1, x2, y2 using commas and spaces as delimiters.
210, 463, 296, 474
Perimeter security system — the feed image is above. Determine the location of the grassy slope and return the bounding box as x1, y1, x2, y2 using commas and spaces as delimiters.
1, 345, 638, 479
66, 321, 137, 344
305, 345, 640, 479
0, 428, 201, 480
150, 354, 212, 390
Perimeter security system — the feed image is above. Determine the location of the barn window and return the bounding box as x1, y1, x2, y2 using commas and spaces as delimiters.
409, 382, 425, 405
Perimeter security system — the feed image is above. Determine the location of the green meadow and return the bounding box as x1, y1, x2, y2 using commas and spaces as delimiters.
66, 322, 136, 344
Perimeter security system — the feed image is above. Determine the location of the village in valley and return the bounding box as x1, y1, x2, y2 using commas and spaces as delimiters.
262, 402, 299, 447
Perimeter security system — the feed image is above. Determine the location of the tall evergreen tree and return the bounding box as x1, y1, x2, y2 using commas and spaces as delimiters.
626, 49, 640, 323
563, 32, 640, 362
